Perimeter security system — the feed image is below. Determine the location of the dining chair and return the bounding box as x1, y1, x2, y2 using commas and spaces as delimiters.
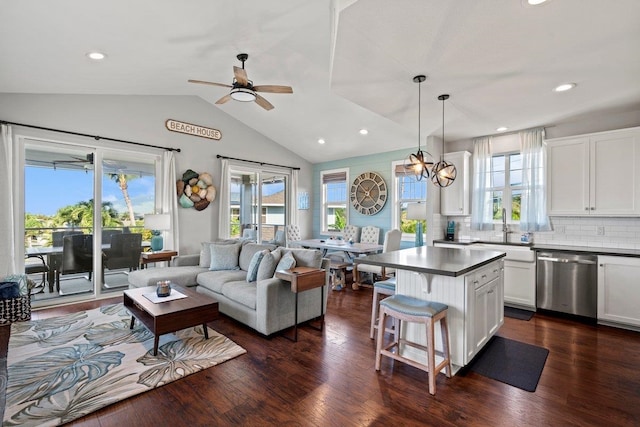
241, 228, 257, 241
57, 234, 97, 292
354, 229, 401, 286
285, 224, 302, 247
269, 230, 286, 247
360, 226, 380, 244
103, 233, 143, 272
342, 225, 361, 243
102, 229, 123, 244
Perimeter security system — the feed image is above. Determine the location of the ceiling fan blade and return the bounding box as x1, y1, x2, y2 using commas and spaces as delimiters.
233, 66, 249, 86
215, 94, 232, 105
254, 94, 274, 111
188, 79, 232, 88
254, 85, 293, 94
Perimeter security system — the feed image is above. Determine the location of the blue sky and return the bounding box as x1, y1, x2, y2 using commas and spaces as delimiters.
26, 167, 156, 217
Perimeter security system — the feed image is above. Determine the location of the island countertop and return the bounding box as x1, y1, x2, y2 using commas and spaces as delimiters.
354, 246, 506, 277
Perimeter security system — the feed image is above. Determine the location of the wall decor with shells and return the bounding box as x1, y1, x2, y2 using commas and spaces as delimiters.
176, 169, 216, 211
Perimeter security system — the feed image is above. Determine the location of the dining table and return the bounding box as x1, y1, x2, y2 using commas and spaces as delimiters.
296, 238, 383, 261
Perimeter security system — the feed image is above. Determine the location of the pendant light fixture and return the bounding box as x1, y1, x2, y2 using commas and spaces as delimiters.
404, 75, 433, 181
431, 94, 457, 187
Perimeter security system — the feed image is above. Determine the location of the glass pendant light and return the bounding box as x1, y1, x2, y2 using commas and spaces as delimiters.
431, 94, 457, 187
404, 75, 433, 181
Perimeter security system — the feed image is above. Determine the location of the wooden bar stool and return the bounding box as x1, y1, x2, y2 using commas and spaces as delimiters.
375, 294, 452, 395
370, 277, 396, 339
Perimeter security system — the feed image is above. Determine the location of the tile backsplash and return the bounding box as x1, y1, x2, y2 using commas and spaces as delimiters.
446, 216, 640, 249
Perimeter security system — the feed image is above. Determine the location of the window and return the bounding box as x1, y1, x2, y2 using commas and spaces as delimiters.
489, 153, 522, 222
392, 161, 427, 239
321, 169, 348, 233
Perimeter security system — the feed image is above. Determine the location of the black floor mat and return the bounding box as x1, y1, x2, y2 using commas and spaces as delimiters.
464, 336, 549, 392
504, 306, 535, 321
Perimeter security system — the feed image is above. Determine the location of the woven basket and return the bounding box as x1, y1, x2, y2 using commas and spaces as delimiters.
0, 274, 32, 323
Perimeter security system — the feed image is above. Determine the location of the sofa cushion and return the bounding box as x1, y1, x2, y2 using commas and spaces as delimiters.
238, 243, 276, 271
209, 241, 241, 271
275, 251, 296, 271
288, 248, 323, 268
200, 239, 239, 268
128, 266, 207, 288
246, 250, 267, 283
196, 270, 247, 294
221, 281, 257, 310
257, 251, 278, 281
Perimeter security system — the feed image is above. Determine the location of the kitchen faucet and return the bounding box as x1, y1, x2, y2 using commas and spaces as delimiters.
502, 207, 509, 243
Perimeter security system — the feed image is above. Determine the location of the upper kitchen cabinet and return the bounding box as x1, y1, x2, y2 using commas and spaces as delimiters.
441, 151, 471, 216
546, 127, 640, 216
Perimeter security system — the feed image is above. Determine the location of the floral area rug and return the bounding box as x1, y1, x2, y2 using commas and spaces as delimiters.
1, 303, 246, 426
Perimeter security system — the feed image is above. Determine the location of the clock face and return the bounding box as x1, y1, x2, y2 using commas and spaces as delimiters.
350, 172, 387, 215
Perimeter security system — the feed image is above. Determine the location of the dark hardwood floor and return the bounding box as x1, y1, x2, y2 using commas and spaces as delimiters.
12, 287, 640, 426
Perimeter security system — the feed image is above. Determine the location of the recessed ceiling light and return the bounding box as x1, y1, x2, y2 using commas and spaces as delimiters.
554, 83, 576, 92
496, 127, 508, 132
359, 129, 368, 135
528, 0, 548, 5
318, 138, 326, 144
86, 52, 106, 60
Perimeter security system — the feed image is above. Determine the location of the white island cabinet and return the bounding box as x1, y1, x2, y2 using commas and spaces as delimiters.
355, 246, 506, 372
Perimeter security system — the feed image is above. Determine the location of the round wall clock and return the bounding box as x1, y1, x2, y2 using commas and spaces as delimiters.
350, 172, 388, 215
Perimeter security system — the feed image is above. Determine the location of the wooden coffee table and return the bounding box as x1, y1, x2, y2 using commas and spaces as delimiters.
123, 285, 219, 355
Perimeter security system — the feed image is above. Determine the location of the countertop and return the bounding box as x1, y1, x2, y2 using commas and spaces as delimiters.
432, 239, 640, 258
354, 246, 506, 277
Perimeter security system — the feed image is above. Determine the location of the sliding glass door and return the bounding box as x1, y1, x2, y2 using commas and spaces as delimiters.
22, 138, 159, 305
227, 165, 289, 243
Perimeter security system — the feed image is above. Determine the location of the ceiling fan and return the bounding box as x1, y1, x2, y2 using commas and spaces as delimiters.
188, 53, 293, 111
51, 153, 126, 172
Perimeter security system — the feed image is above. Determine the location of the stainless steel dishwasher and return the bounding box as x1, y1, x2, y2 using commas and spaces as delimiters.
536, 251, 597, 318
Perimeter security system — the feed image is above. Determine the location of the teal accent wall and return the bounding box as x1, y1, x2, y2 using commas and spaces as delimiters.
312, 147, 418, 248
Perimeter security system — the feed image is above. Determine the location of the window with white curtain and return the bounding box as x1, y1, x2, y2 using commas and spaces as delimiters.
321, 168, 348, 233
489, 152, 523, 222
391, 160, 427, 239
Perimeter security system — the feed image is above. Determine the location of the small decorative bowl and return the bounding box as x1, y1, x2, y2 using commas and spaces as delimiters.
156, 280, 171, 297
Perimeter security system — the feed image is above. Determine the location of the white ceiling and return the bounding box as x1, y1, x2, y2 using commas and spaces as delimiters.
1, 0, 639, 164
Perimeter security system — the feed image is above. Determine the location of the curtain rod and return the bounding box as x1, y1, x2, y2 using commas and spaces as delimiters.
216, 154, 301, 170
0, 120, 181, 152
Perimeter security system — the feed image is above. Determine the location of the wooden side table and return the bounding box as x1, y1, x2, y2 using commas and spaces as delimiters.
140, 250, 178, 269
275, 266, 326, 342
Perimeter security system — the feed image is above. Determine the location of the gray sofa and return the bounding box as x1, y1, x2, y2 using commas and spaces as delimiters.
128, 241, 329, 336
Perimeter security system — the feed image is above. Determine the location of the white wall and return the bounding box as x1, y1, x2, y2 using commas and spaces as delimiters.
0, 93, 313, 255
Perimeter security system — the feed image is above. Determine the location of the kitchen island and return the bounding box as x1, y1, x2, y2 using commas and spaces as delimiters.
355, 246, 506, 372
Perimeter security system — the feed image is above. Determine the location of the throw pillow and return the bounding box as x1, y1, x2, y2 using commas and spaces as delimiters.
246, 250, 268, 283
199, 242, 215, 268
256, 251, 279, 281
275, 251, 296, 272
209, 242, 241, 271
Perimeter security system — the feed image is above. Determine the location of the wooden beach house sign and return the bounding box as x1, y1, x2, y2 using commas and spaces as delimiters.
165, 119, 222, 140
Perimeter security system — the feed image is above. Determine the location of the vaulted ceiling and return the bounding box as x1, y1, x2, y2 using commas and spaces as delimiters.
1, 0, 639, 163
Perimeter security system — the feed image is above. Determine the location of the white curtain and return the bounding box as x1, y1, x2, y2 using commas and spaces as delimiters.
471, 136, 494, 230
160, 151, 180, 250
520, 128, 551, 231
288, 168, 299, 226
0, 125, 17, 275
217, 158, 230, 239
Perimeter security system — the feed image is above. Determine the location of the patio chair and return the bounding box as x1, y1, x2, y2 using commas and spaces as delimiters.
56, 234, 102, 292
103, 233, 143, 272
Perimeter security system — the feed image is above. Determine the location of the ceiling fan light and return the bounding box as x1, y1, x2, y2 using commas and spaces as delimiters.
230, 87, 257, 102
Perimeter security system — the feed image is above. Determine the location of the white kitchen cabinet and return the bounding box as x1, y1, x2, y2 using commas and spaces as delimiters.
546, 127, 640, 216
597, 256, 640, 328
441, 151, 471, 216
473, 276, 501, 354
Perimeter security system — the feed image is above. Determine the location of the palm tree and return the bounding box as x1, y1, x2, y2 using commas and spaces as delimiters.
53, 200, 121, 230
108, 172, 139, 227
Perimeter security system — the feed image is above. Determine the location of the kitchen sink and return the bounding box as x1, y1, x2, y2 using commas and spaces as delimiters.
470, 242, 535, 262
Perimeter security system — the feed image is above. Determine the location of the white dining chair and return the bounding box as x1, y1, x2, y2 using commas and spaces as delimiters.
360, 226, 380, 244
354, 229, 401, 286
